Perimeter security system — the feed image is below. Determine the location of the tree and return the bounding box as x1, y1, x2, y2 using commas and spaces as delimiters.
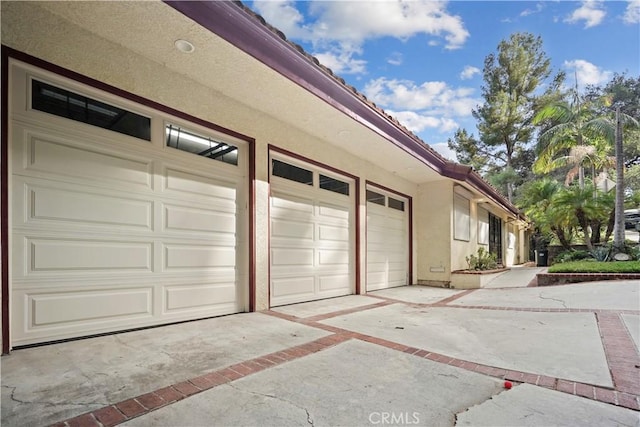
552, 185, 601, 251
532, 88, 616, 188
517, 178, 574, 250
470, 32, 565, 202
446, 129, 488, 172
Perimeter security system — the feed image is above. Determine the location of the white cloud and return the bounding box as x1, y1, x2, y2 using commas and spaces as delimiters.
520, 3, 545, 17
313, 46, 367, 75
386, 110, 459, 135
564, 59, 613, 87
564, 1, 606, 28
251, 0, 311, 39
252, 0, 469, 74
623, 0, 640, 24
363, 77, 479, 116
387, 52, 403, 66
363, 77, 477, 137
430, 142, 458, 161
460, 66, 480, 80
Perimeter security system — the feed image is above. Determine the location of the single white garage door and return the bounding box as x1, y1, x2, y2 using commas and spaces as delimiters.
366, 187, 409, 291
270, 156, 355, 306
9, 63, 248, 346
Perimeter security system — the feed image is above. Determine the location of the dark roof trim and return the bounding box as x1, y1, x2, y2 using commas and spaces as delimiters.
164, 1, 520, 217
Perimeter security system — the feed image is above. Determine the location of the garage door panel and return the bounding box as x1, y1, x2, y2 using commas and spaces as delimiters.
318, 202, 349, 220
319, 274, 350, 292
318, 249, 349, 266
271, 192, 315, 214
271, 218, 314, 240
271, 276, 315, 298
24, 183, 153, 229
164, 204, 236, 235
271, 248, 314, 266
29, 238, 153, 272
164, 168, 237, 201
165, 283, 237, 311
29, 287, 153, 327
318, 224, 349, 242
18, 131, 153, 188
164, 245, 236, 270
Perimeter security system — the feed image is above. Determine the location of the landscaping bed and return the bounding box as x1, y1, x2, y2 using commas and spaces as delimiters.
538, 261, 640, 286
537, 272, 640, 286
450, 268, 509, 289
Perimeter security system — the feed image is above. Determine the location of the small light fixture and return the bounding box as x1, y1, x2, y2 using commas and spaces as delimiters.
174, 39, 195, 53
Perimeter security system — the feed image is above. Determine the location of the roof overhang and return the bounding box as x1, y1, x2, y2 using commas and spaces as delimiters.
166, 1, 521, 218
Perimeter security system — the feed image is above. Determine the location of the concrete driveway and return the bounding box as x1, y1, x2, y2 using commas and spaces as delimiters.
2, 275, 639, 426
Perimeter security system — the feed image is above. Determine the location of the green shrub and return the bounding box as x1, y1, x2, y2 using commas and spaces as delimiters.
465, 247, 498, 271
548, 260, 640, 273
554, 249, 590, 264
590, 246, 610, 262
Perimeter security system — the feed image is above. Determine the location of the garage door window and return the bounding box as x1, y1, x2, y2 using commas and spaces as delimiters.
366, 190, 385, 206
272, 159, 313, 185
166, 124, 238, 165
31, 79, 151, 141
320, 174, 349, 195
388, 197, 405, 211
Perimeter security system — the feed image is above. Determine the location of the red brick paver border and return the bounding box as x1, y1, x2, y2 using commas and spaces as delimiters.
597, 312, 640, 396
53, 293, 640, 426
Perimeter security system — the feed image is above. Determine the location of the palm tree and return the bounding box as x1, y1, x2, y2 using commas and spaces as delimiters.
532, 89, 615, 188
552, 185, 600, 251
517, 178, 575, 249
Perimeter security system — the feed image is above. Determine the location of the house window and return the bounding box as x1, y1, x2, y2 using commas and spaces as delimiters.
272, 159, 313, 185
366, 190, 385, 206
454, 194, 470, 241
31, 79, 151, 141
319, 175, 349, 195
166, 124, 238, 165
477, 207, 489, 245
489, 213, 503, 261
388, 197, 405, 211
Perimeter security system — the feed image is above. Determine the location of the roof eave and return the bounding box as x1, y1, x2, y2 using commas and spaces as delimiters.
165, 1, 521, 218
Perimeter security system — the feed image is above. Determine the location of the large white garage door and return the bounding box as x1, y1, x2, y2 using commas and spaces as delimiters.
270, 156, 355, 306
9, 63, 248, 346
366, 187, 409, 291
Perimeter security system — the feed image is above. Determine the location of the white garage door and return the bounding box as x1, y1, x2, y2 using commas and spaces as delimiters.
270, 156, 355, 306
366, 187, 409, 291
9, 64, 248, 346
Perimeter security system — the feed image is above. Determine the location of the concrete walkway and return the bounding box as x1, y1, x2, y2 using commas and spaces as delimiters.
2, 279, 639, 426
483, 266, 546, 288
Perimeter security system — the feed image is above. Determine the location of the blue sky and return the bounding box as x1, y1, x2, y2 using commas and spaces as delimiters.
248, 1, 639, 160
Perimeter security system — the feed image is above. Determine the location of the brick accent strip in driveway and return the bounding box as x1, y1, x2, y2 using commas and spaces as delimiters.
52, 290, 640, 426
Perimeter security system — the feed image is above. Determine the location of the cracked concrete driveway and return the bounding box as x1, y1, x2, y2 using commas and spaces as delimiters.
1, 277, 639, 426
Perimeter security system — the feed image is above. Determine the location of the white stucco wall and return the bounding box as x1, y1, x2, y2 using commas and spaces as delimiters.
416, 180, 452, 285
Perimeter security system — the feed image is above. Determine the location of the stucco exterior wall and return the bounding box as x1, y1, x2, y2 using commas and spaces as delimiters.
416, 180, 452, 286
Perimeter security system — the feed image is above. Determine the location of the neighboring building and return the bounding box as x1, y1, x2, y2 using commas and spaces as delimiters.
0, 1, 529, 352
